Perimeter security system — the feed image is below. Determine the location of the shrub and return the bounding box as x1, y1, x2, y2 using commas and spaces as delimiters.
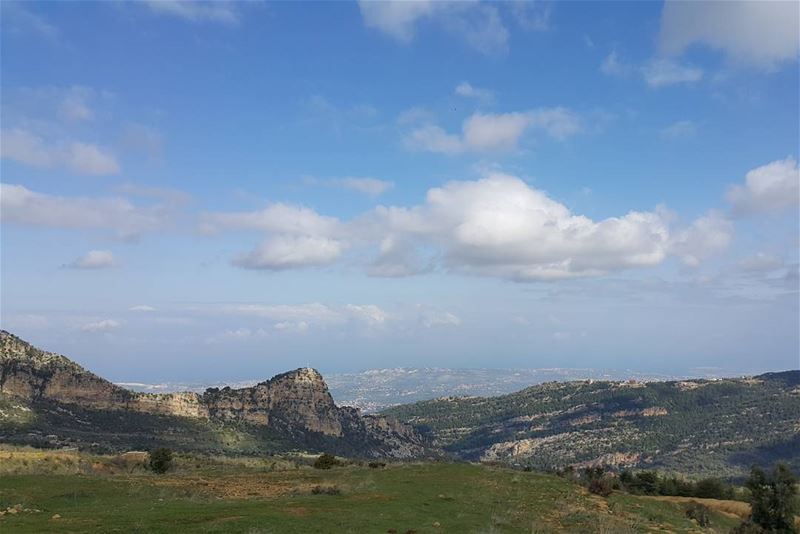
695, 477, 733, 500
311, 484, 341, 495
148, 448, 173, 474
368, 461, 386, 469
588, 477, 614, 497
684, 501, 710, 527
313, 453, 339, 470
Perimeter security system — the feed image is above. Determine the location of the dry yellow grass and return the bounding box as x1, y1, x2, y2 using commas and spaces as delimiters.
644, 495, 750, 519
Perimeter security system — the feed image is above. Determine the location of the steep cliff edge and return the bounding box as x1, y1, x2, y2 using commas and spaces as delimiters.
0, 330, 427, 458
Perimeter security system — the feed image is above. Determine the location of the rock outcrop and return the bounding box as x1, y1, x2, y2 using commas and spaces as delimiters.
0, 330, 426, 458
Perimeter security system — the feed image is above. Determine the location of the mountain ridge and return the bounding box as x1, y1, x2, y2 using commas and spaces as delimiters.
0, 330, 427, 458
383, 369, 800, 476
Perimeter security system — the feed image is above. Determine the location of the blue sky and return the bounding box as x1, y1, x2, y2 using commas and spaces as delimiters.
1, 1, 798, 382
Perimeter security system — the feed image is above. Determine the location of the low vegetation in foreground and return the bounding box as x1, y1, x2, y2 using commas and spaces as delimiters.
2, 446, 797, 533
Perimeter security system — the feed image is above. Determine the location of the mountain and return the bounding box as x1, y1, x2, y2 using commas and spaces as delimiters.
0, 331, 427, 458
384, 371, 800, 477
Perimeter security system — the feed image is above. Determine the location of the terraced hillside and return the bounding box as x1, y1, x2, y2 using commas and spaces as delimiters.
384, 371, 800, 477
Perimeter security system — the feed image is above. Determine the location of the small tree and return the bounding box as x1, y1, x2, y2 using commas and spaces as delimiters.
313, 453, 339, 470
149, 447, 173, 474
746, 463, 797, 533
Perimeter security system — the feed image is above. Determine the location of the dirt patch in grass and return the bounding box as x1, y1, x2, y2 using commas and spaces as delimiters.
149, 474, 321, 499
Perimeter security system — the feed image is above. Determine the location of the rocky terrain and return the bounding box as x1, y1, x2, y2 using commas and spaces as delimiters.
0, 331, 426, 458
385, 371, 800, 477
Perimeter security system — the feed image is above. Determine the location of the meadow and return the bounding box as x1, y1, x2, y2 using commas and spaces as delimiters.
0, 446, 745, 533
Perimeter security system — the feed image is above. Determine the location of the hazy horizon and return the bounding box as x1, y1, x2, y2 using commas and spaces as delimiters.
2, 1, 798, 381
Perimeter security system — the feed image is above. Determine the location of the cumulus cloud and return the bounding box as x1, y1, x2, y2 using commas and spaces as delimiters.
726, 157, 799, 216
233, 235, 343, 270
211, 172, 737, 281
405, 108, 582, 154
358, 1, 508, 55
202, 202, 346, 270
659, 0, 800, 70
1, 183, 171, 240
374, 173, 674, 280
1, 128, 120, 175
144, 0, 240, 25
455, 82, 494, 104
80, 319, 120, 333
367, 236, 432, 278
642, 59, 703, 88
67, 250, 116, 270
668, 211, 733, 267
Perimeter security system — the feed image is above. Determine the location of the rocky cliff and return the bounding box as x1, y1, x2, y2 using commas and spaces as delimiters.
0, 330, 427, 458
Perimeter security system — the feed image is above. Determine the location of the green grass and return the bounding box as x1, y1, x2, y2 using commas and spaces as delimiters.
0, 454, 744, 533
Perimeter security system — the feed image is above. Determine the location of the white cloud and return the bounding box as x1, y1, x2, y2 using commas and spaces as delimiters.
367, 236, 431, 278
660, 120, 698, 140
642, 59, 703, 88
334, 177, 394, 197
217, 302, 390, 331
659, 0, 800, 70
344, 304, 389, 326
509, 1, 550, 32
67, 250, 116, 270
203, 203, 346, 270
420, 310, 461, 328
210, 172, 748, 282
600, 50, 631, 77
1, 2, 59, 42
1, 128, 120, 175
57, 86, 94, 122
374, 173, 675, 280
80, 319, 120, 333
738, 253, 784, 273
726, 157, 800, 216
404, 124, 465, 155
405, 108, 582, 154
455, 82, 494, 104
668, 211, 733, 267
233, 235, 343, 270
129, 305, 157, 312
202, 202, 341, 236
358, 1, 508, 55
1, 183, 170, 240
144, 0, 240, 25
273, 321, 310, 333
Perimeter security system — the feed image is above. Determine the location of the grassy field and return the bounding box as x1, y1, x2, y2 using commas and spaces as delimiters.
0, 447, 744, 533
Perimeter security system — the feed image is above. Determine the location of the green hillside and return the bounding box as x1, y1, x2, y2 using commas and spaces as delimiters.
383, 371, 800, 477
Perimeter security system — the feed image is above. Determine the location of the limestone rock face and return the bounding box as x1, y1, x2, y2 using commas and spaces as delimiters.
0, 330, 426, 458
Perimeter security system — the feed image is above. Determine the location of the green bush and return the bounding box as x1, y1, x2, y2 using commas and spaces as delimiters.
684, 501, 710, 527
313, 453, 339, 470
148, 448, 173, 474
